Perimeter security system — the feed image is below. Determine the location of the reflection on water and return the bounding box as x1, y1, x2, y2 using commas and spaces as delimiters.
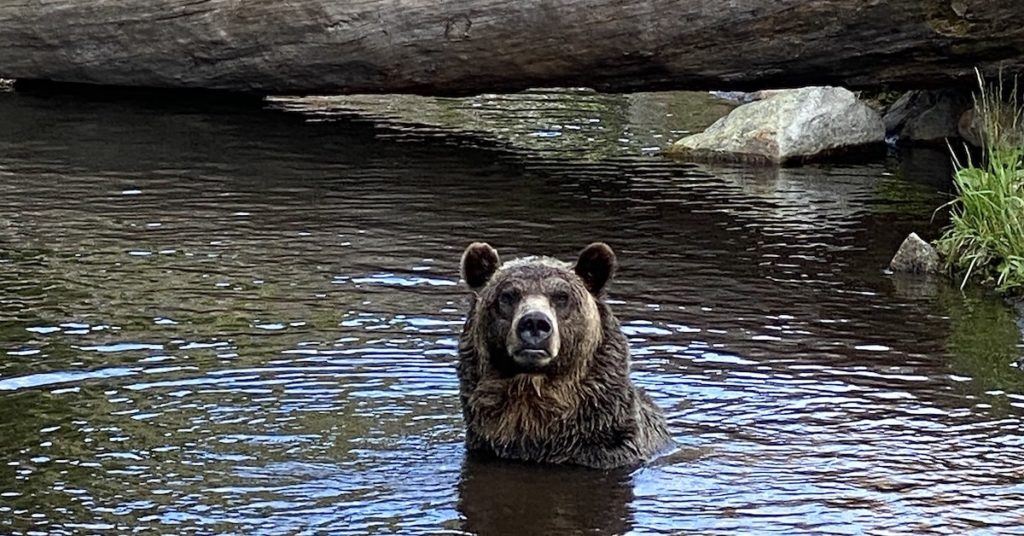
267, 90, 735, 160
459, 457, 634, 535
1, 88, 1022, 534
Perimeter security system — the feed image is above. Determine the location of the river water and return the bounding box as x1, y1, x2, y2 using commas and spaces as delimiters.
1, 87, 1023, 534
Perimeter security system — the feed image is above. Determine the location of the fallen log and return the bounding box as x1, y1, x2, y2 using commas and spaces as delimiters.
0, 1, 1022, 96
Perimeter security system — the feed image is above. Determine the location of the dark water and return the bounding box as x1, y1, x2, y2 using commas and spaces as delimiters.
1, 87, 1023, 535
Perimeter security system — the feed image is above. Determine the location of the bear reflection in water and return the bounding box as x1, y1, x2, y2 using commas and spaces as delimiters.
458, 455, 635, 535
457, 242, 671, 469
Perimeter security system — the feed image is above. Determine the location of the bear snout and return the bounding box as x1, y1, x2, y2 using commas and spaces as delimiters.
507, 296, 560, 368
517, 311, 552, 349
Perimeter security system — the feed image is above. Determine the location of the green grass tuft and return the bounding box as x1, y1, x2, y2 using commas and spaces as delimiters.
935, 70, 1024, 294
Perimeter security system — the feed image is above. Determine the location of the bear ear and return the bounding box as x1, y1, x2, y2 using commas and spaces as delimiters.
575, 242, 617, 295
461, 242, 501, 291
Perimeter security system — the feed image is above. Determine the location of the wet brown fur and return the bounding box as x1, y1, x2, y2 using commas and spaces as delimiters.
458, 246, 671, 469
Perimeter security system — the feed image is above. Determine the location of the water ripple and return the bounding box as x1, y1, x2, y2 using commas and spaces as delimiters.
0, 88, 1020, 535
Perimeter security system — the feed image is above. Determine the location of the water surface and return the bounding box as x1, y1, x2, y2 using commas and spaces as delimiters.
1, 88, 1023, 534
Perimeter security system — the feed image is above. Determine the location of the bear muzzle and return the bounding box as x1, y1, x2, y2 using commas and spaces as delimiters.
508, 297, 560, 370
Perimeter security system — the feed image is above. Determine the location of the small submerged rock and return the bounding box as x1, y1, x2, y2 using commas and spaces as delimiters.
672, 86, 884, 164
890, 232, 941, 274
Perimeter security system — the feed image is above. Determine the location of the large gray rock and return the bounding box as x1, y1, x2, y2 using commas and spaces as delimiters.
671, 87, 884, 164
890, 232, 941, 274
883, 89, 971, 143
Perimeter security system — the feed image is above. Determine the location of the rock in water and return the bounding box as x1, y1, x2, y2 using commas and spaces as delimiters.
890, 232, 941, 274
671, 86, 884, 164
958, 108, 984, 147
883, 89, 971, 143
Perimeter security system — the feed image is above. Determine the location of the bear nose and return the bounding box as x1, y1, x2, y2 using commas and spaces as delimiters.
517, 311, 553, 349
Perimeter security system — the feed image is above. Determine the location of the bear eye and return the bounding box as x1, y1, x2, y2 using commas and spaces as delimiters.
499, 289, 519, 307
551, 291, 570, 308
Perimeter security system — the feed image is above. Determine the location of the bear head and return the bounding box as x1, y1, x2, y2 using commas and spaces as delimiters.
460, 242, 617, 379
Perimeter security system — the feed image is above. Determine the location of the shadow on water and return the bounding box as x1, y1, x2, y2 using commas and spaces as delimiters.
0, 87, 1022, 534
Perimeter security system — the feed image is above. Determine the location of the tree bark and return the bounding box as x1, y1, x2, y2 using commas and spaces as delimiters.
0, 1, 1021, 96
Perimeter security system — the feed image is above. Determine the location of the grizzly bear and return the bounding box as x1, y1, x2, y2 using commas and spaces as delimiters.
457, 242, 672, 469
